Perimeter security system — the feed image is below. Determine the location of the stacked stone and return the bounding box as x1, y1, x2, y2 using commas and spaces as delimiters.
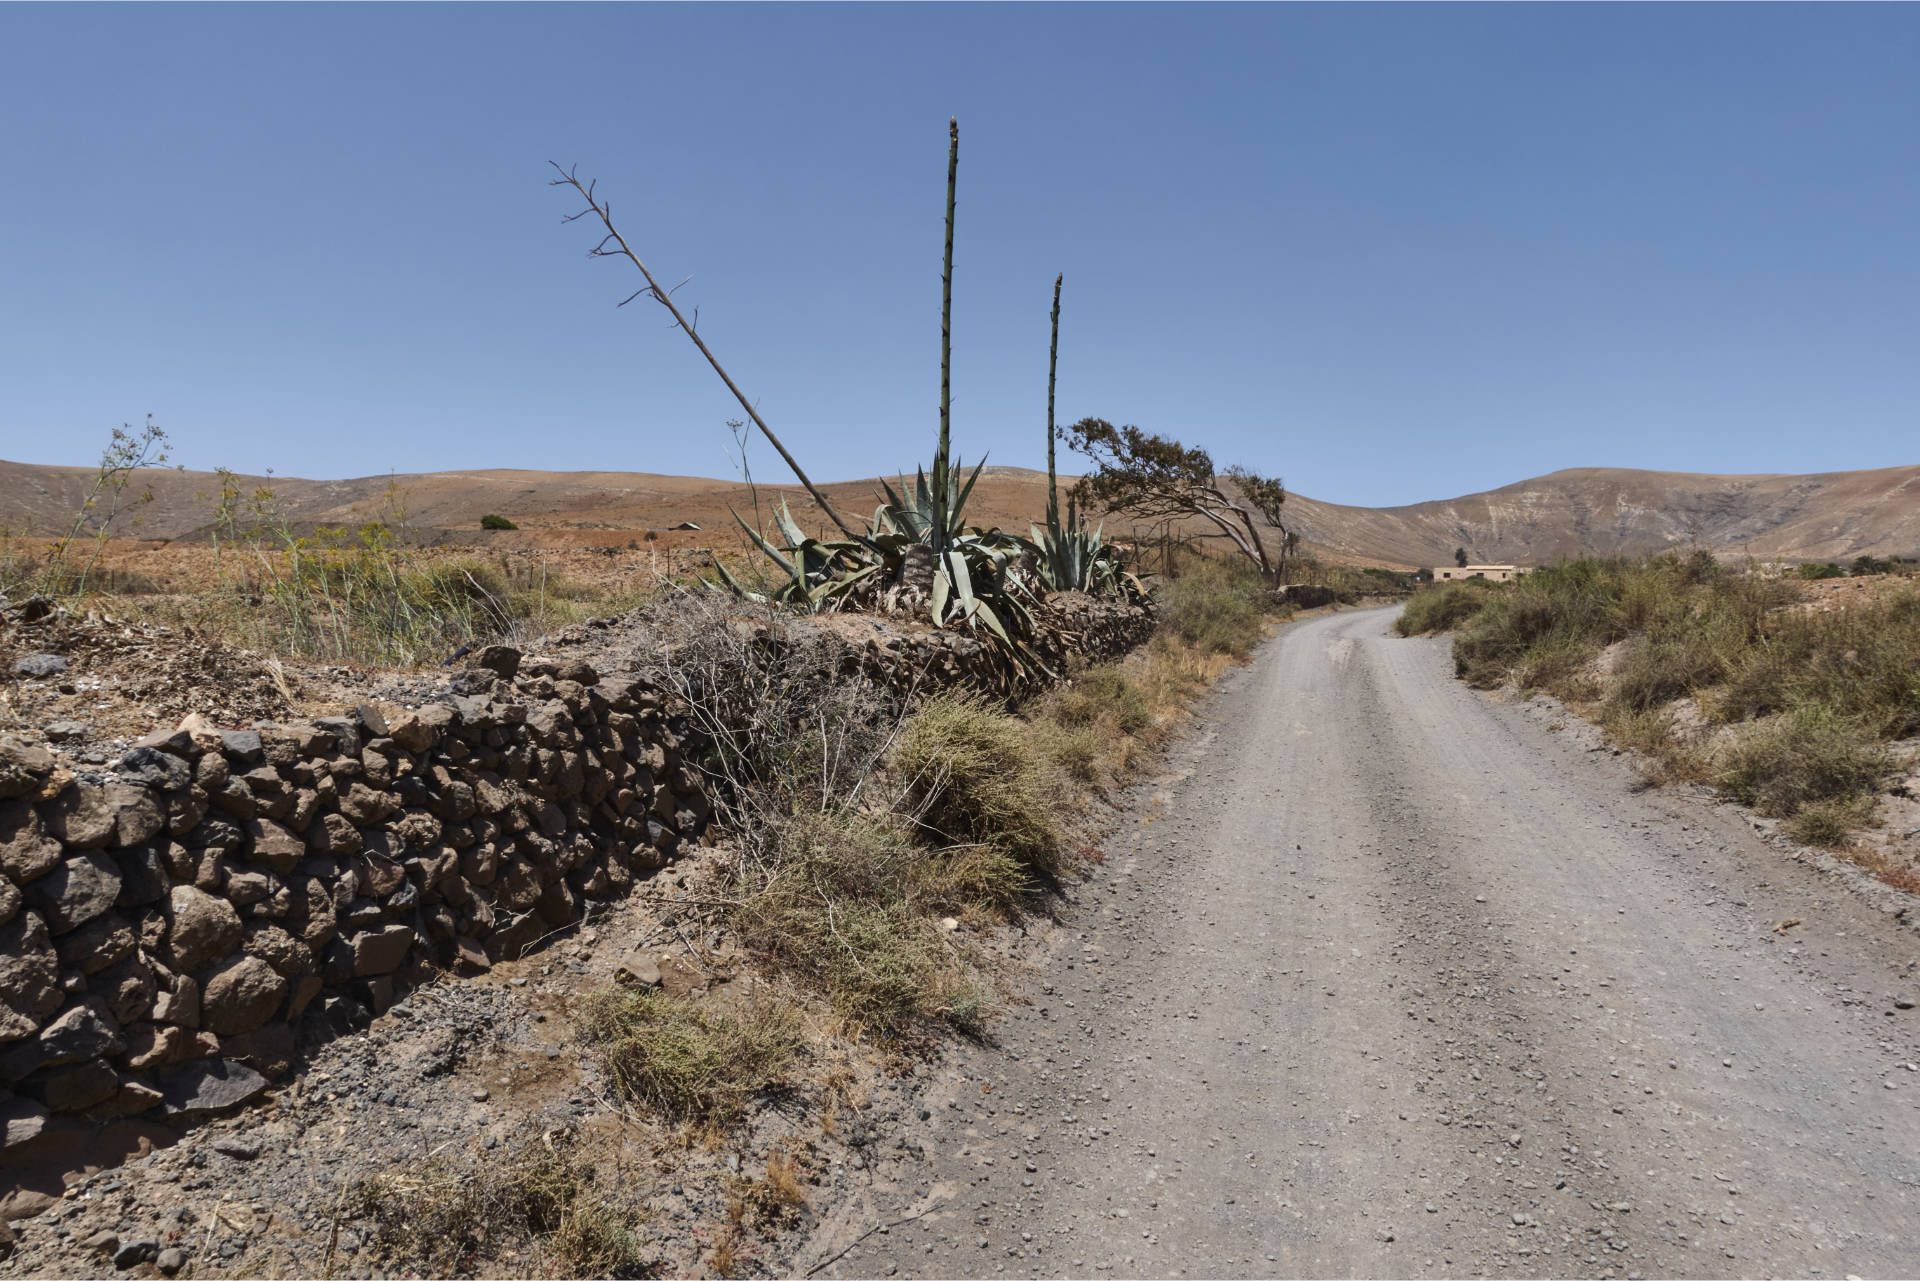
0, 602, 1154, 1141
0, 650, 709, 1133
841, 595, 1154, 695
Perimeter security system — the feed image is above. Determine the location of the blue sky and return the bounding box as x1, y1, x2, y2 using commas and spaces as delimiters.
3, 4, 1917, 507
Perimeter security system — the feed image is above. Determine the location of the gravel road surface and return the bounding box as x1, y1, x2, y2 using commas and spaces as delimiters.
831, 605, 1920, 1280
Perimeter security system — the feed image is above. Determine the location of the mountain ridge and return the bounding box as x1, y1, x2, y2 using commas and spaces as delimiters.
2, 457, 1914, 568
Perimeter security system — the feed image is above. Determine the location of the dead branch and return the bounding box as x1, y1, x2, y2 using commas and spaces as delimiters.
548, 163, 874, 551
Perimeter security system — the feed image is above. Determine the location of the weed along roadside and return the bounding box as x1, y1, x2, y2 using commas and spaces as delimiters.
1397, 553, 1920, 894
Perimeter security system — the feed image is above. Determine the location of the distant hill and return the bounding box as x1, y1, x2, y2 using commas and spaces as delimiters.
1281, 466, 1920, 567
2, 458, 1914, 569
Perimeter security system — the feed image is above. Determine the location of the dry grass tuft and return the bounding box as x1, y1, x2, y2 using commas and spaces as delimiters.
893, 691, 1062, 879
347, 1134, 654, 1278
575, 989, 801, 1131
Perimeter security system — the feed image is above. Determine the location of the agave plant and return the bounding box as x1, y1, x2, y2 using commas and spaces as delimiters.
875, 456, 986, 554
704, 501, 885, 613
1033, 275, 1143, 602
1031, 492, 1143, 600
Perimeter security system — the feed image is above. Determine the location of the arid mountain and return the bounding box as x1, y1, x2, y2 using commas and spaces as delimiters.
2, 458, 1915, 568
1281, 466, 1920, 567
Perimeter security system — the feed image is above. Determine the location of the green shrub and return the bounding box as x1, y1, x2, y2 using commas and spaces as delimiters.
736, 814, 945, 1035
1782, 794, 1879, 848
480, 513, 518, 530
1153, 557, 1268, 656
731, 812, 1001, 1036
1050, 665, 1153, 734
1713, 706, 1892, 820
892, 692, 1060, 877
1395, 582, 1491, 636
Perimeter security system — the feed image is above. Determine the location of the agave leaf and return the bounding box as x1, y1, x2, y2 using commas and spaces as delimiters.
953, 456, 987, 529
733, 510, 801, 583
767, 501, 804, 549
970, 597, 1011, 643
945, 548, 976, 613
702, 558, 772, 604
930, 564, 951, 623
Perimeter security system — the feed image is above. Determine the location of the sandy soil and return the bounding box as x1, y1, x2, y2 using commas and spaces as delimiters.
836, 606, 1920, 1279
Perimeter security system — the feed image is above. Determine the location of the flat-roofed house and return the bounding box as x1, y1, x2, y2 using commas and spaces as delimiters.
1433, 563, 1526, 583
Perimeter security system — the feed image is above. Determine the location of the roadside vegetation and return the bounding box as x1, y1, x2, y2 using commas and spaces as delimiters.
348, 1132, 655, 1277
595, 551, 1285, 1059
1398, 553, 1920, 858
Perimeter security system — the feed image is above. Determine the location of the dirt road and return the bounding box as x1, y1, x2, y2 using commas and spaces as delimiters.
825, 605, 1920, 1279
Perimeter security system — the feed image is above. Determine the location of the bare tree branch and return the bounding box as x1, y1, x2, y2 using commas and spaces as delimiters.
548, 162, 873, 550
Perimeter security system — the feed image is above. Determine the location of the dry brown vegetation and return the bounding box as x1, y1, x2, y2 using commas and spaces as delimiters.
347, 1131, 655, 1277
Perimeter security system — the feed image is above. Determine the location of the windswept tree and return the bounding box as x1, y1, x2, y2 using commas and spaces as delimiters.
1060, 418, 1295, 581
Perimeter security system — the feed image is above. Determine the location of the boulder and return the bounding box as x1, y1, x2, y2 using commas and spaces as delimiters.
337, 783, 392, 826
245, 817, 305, 874
112, 842, 171, 907
200, 956, 286, 1036
115, 748, 191, 792
39, 784, 115, 849
104, 784, 164, 847
93, 951, 158, 1025
243, 923, 311, 977
134, 726, 197, 756
0, 800, 62, 885
216, 730, 264, 766
0, 913, 63, 1039
307, 813, 362, 859
387, 711, 439, 755
154, 1058, 268, 1121
349, 924, 415, 977
151, 974, 200, 1029
162, 885, 242, 973
54, 911, 134, 974
0, 736, 56, 801
34, 1061, 119, 1113
124, 1022, 195, 1072
0, 1095, 48, 1153
26, 852, 121, 934
2, 999, 123, 1081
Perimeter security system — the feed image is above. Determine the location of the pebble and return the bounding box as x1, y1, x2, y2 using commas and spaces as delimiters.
212, 1137, 261, 1160
472, 1087, 490, 1102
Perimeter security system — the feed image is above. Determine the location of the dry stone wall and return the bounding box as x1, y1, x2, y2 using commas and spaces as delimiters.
0, 651, 706, 1137
0, 595, 1152, 1144
821, 591, 1156, 694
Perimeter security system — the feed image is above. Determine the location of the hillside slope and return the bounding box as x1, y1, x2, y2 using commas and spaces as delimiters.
2, 458, 1914, 567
